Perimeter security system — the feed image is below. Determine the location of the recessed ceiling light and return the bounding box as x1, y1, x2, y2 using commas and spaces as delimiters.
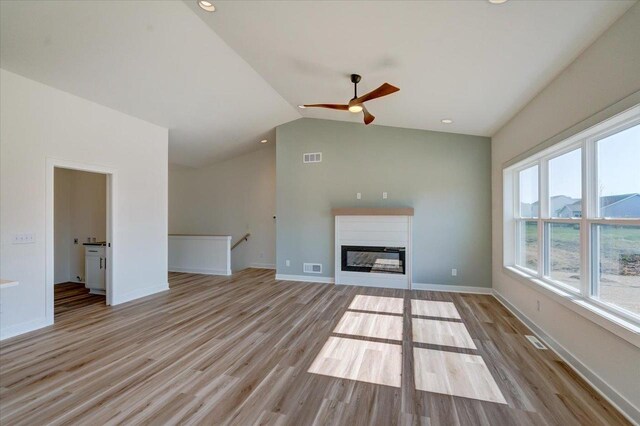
441, 119, 453, 124
260, 139, 268, 144
298, 105, 307, 109
488, 0, 508, 4
198, 0, 215, 12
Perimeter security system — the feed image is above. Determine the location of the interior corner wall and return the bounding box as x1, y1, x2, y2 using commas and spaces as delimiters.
276, 118, 492, 287
0, 69, 169, 339
54, 168, 107, 284
168, 145, 276, 272
491, 3, 640, 419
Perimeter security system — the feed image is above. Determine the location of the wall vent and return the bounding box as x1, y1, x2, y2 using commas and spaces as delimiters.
303, 263, 322, 274
303, 152, 322, 163
525, 335, 547, 350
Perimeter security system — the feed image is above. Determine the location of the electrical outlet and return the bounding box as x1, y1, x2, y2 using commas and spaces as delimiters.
74, 238, 79, 244
382, 192, 388, 199
356, 192, 362, 200
285, 259, 290, 267
12, 233, 35, 244
451, 268, 457, 276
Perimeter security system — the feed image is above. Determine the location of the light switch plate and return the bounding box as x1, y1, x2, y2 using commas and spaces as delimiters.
383, 192, 388, 199
356, 192, 362, 200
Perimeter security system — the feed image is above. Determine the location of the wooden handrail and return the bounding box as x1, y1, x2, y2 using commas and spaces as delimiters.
231, 233, 251, 251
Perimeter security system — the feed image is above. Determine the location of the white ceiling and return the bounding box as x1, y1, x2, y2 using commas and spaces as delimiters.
0, 0, 298, 167
194, 0, 634, 137
1, 1, 635, 167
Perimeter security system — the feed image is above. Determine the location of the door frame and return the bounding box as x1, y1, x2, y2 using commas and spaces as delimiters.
45, 158, 117, 322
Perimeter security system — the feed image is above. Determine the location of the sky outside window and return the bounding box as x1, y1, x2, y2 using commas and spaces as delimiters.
597, 124, 640, 197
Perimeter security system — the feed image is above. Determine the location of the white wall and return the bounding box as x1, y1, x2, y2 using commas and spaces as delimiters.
0, 69, 168, 339
54, 168, 107, 284
169, 145, 276, 272
491, 3, 640, 420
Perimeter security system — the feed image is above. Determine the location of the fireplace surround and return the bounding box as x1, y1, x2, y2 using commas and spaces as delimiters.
333, 208, 413, 289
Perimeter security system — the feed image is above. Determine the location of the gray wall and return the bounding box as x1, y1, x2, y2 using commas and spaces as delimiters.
276, 118, 491, 288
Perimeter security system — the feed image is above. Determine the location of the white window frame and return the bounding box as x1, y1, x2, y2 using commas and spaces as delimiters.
503, 104, 640, 344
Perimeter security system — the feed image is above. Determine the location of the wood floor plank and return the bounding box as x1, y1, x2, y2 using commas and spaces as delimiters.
0, 269, 631, 425
412, 318, 477, 349
333, 311, 404, 341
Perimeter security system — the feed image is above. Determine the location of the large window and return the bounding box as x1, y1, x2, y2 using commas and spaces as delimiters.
504, 105, 640, 326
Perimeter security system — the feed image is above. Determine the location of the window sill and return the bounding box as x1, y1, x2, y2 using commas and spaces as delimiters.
503, 266, 640, 349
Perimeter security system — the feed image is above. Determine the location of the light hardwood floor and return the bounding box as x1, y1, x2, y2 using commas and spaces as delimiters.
0, 269, 631, 425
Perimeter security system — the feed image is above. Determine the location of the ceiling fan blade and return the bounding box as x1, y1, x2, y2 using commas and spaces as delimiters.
362, 105, 375, 125
350, 83, 399, 105
302, 104, 349, 110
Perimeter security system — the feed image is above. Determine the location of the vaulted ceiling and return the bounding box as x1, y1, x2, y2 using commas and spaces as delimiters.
1, 0, 635, 167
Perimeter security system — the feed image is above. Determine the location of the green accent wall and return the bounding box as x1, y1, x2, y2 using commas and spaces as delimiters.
276, 118, 491, 288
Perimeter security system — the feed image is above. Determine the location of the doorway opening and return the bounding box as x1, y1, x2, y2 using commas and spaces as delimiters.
46, 159, 116, 324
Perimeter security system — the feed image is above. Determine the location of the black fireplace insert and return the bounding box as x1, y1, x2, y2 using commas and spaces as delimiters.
341, 245, 405, 274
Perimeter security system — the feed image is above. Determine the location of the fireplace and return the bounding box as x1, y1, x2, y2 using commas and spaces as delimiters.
334, 210, 412, 288
341, 245, 406, 275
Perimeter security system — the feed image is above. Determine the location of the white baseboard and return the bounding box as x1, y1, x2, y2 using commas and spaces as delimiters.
275, 274, 334, 284
0, 317, 52, 341
112, 282, 169, 305
493, 290, 640, 425
274, 275, 493, 294
412, 282, 493, 294
168, 266, 231, 276
249, 263, 276, 270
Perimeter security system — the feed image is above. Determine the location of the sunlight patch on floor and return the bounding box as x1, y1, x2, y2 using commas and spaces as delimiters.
348, 295, 404, 314
413, 347, 506, 404
333, 311, 403, 341
412, 318, 477, 349
308, 336, 402, 388
411, 300, 461, 319
309, 294, 507, 403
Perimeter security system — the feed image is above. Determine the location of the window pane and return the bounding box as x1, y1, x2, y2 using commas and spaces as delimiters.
546, 223, 580, 290
519, 165, 539, 217
549, 149, 582, 218
597, 124, 640, 218
593, 224, 640, 316
517, 221, 538, 271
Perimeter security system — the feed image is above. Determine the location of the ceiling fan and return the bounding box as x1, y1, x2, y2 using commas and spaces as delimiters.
299, 74, 399, 125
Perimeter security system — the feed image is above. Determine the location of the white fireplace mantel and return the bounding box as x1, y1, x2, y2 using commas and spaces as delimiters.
334, 209, 412, 289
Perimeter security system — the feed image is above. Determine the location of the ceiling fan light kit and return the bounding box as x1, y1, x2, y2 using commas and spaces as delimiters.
301, 73, 399, 125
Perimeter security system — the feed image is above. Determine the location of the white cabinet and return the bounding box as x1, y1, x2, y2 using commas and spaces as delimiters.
84, 246, 106, 295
